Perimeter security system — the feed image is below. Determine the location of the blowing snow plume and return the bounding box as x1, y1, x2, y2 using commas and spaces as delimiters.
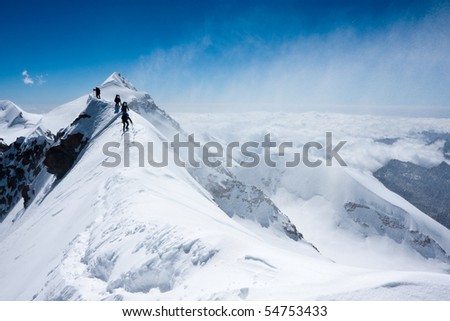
133, 5, 450, 116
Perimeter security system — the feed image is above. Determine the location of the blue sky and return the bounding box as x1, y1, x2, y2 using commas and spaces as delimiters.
1, 0, 449, 116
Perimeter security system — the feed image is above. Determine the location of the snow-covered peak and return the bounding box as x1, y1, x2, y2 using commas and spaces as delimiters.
101, 72, 137, 91
0, 100, 42, 144
0, 100, 40, 126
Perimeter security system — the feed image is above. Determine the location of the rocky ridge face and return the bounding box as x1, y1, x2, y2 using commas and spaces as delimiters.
374, 159, 450, 230
0, 134, 53, 221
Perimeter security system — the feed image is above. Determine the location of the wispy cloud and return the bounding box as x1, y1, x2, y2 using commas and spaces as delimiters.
35, 74, 46, 85
21, 70, 34, 85
21, 70, 46, 86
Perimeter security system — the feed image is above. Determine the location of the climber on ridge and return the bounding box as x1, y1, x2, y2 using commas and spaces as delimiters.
93, 87, 101, 99
121, 102, 133, 132
121, 101, 129, 113
114, 94, 122, 107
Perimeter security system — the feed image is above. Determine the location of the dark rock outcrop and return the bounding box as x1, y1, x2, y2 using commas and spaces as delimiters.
0, 135, 52, 221
444, 141, 450, 160
374, 160, 450, 230
44, 133, 86, 179
189, 166, 303, 241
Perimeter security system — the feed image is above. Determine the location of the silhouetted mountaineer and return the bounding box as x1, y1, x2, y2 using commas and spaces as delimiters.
121, 101, 129, 113
93, 87, 101, 99
114, 94, 121, 107
121, 109, 133, 132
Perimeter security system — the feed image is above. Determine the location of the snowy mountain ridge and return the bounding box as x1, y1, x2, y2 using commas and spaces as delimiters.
1, 73, 450, 300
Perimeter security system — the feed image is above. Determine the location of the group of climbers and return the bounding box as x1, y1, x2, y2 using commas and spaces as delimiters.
93, 87, 132, 132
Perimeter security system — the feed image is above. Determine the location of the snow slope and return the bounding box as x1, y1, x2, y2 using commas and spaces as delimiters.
234, 162, 450, 271
1, 74, 450, 300
0, 74, 318, 300
175, 112, 450, 272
